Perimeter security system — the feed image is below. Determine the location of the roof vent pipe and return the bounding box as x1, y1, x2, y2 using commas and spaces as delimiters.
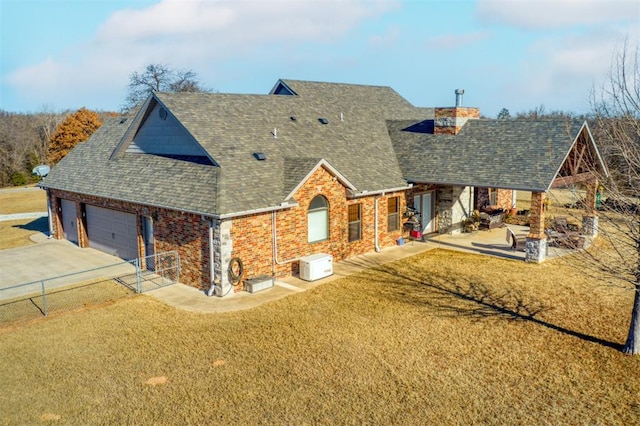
340, 112, 344, 122
273, 128, 277, 138
455, 89, 464, 107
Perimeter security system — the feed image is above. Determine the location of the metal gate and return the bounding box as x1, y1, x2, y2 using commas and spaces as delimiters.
116, 251, 181, 293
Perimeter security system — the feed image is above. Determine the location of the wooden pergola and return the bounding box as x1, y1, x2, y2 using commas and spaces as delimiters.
525, 124, 608, 262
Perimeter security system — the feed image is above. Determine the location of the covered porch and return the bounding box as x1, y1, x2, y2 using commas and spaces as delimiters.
422, 191, 594, 261
404, 120, 608, 263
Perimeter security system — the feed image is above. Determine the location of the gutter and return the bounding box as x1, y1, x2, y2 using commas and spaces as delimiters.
374, 194, 382, 252
39, 184, 297, 220
350, 185, 412, 198
46, 188, 53, 239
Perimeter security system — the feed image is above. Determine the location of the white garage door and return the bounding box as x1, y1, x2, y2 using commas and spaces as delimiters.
60, 199, 78, 244
86, 205, 138, 260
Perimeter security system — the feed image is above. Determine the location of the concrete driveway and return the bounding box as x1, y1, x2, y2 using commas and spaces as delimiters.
0, 234, 135, 299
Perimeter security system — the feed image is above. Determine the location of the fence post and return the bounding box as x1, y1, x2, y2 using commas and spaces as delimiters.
41, 280, 48, 317
176, 251, 180, 283
135, 258, 142, 293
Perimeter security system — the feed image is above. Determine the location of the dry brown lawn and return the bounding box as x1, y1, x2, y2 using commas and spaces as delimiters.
0, 279, 133, 325
0, 187, 47, 214
1, 249, 638, 424
0, 217, 49, 249
0, 188, 49, 249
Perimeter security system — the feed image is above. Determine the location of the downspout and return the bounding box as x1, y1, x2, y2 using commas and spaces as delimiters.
206, 218, 216, 296
46, 189, 53, 239
374, 194, 382, 252
272, 211, 301, 266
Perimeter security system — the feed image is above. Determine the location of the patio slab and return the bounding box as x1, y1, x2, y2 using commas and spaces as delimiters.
424, 225, 529, 260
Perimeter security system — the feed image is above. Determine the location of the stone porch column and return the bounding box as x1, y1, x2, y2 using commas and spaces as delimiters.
526, 191, 547, 262
213, 220, 235, 297
582, 178, 599, 237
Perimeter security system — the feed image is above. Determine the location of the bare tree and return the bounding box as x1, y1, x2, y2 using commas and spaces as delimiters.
123, 64, 212, 113
0, 109, 68, 187
564, 41, 640, 354
516, 104, 581, 119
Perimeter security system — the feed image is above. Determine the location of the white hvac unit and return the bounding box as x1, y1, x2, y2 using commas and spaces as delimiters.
299, 253, 333, 281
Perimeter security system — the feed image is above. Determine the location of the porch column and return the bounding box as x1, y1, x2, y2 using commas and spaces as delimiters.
213, 220, 235, 297
526, 191, 547, 263
582, 178, 599, 237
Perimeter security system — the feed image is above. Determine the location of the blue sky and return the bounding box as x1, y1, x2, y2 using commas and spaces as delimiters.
1, 0, 638, 117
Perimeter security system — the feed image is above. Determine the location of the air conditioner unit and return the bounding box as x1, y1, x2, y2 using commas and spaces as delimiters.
299, 253, 333, 281
244, 275, 274, 293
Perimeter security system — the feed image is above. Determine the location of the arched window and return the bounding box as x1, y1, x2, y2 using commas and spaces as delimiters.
308, 195, 329, 242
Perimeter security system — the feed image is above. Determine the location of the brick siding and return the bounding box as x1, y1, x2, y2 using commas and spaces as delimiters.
228, 165, 406, 289
48, 189, 209, 289
474, 187, 513, 211
434, 107, 480, 135
49, 165, 408, 292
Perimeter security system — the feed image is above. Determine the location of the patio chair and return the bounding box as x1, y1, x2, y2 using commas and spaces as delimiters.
506, 227, 526, 252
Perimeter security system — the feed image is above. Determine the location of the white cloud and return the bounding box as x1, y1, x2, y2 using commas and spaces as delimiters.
477, 0, 638, 29
6, 0, 399, 110
502, 24, 637, 112
425, 31, 490, 50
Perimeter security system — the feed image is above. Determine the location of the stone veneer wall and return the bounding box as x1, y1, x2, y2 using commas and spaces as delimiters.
227, 166, 406, 290
48, 189, 210, 289
405, 184, 474, 234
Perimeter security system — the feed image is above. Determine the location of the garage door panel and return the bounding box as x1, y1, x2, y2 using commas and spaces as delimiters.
86, 205, 138, 260
60, 199, 78, 244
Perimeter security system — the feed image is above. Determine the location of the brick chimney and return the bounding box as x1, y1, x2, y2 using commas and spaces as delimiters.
434, 89, 480, 135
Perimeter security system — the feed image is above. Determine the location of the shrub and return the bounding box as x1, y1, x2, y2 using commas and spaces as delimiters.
10, 172, 28, 186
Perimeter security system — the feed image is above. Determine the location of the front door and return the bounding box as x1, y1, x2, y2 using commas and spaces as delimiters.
414, 193, 434, 234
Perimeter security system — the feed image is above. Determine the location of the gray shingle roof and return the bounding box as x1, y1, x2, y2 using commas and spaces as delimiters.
388, 118, 587, 192
151, 84, 431, 214
42, 79, 599, 217
43, 80, 431, 216
41, 118, 220, 214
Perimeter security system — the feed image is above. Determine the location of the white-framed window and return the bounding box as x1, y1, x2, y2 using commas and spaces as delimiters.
387, 197, 399, 232
308, 195, 329, 243
488, 188, 498, 206
348, 204, 361, 242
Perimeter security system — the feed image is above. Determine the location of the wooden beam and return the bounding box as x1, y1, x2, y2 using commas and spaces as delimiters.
574, 144, 587, 174
551, 172, 595, 188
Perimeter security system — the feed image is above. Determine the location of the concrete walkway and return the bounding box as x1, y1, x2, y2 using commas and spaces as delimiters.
1, 223, 571, 314
146, 238, 438, 313
0, 212, 48, 222
146, 224, 577, 314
